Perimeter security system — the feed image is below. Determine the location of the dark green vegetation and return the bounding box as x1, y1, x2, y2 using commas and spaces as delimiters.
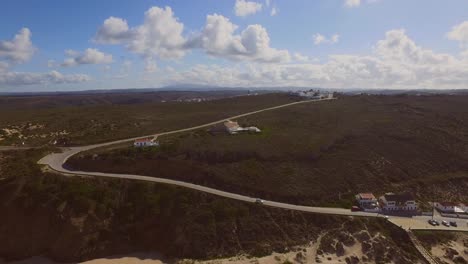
0, 148, 420, 263
0, 91, 297, 146
68, 95, 468, 207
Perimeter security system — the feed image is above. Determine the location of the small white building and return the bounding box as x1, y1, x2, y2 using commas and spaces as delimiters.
355, 193, 380, 212
434, 202, 466, 213
223, 121, 261, 135
134, 137, 159, 147
224, 121, 241, 134
379, 193, 417, 211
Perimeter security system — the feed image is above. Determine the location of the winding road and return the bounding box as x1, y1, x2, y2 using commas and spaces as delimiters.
34, 97, 468, 231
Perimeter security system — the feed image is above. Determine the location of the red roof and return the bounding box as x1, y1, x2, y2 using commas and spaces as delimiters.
358, 193, 376, 200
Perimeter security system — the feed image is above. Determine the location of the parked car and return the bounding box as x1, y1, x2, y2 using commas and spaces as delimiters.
255, 198, 264, 205
450, 221, 457, 227
351, 206, 361, 212
442, 220, 450, 227
428, 219, 439, 226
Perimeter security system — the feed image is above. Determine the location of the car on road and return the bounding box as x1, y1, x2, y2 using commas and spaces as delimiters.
351, 206, 361, 212
449, 221, 457, 227
428, 219, 439, 226
255, 198, 264, 205
442, 220, 450, 227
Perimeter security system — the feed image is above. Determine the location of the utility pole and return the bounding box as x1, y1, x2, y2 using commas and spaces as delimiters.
431, 184, 435, 220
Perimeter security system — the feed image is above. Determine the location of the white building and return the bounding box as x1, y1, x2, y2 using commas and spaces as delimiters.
379, 193, 418, 211
295, 90, 333, 99
134, 137, 159, 147
355, 193, 380, 212
434, 202, 466, 213
223, 121, 261, 135
224, 121, 241, 134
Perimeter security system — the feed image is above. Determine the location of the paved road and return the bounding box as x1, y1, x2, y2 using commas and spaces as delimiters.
35, 97, 468, 231
0, 146, 33, 151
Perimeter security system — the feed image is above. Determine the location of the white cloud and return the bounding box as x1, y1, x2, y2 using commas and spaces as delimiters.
61, 48, 113, 67
162, 29, 468, 89
345, 0, 381, 8
0, 71, 91, 86
344, 0, 361, 7
188, 14, 290, 63
234, 0, 263, 17
144, 59, 158, 73
0, 29, 91, 88
293, 52, 309, 62
313, 34, 326, 45
447, 21, 468, 48
313, 33, 340, 45
331, 34, 340, 43
94, 17, 133, 45
95, 7, 289, 64
47, 60, 57, 68
0, 28, 35, 66
95, 6, 186, 59
0, 62, 9, 72
270, 6, 278, 16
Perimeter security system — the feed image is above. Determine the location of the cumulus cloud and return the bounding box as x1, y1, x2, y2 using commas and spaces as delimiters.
95, 7, 289, 64
447, 21, 468, 48
293, 53, 309, 62
94, 17, 134, 45
0, 71, 91, 86
95, 7, 186, 60
344, 0, 361, 7
61, 48, 113, 67
234, 0, 262, 17
344, 0, 380, 8
0, 28, 35, 67
313, 33, 339, 45
162, 29, 468, 89
144, 59, 158, 73
188, 14, 290, 63
0, 28, 91, 88
270, 6, 278, 16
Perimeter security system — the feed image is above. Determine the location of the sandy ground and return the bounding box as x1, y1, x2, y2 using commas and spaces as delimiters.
430, 233, 468, 264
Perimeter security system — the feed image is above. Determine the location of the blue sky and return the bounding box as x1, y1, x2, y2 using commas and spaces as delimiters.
1, 0, 468, 91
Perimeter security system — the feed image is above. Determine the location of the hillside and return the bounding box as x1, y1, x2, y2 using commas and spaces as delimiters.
67, 95, 468, 207
0, 148, 421, 263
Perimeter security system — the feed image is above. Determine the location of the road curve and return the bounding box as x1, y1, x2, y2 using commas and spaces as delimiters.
35, 97, 468, 230
37, 98, 380, 217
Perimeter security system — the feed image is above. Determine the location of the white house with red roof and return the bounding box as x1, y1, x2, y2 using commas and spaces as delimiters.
355, 193, 380, 212
134, 137, 159, 147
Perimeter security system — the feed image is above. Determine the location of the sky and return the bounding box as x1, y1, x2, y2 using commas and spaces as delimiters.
1, 0, 468, 92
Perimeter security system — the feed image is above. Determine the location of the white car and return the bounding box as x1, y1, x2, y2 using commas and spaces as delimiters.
255, 198, 265, 204
442, 220, 450, 227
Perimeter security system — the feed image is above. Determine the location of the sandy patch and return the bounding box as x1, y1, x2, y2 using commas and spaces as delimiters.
430, 233, 468, 264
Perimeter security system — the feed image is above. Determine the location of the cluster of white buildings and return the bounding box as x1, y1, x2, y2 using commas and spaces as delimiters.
295, 89, 334, 99
222, 120, 261, 135
355, 192, 418, 212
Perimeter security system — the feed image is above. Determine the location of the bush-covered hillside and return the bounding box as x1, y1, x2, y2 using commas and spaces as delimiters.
68, 95, 468, 207
0, 148, 421, 263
